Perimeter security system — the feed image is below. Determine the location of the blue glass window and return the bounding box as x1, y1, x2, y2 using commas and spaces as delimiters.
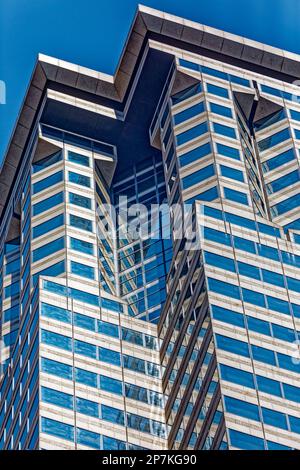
32, 151, 62, 173
224, 187, 248, 205
224, 396, 260, 421
262, 148, 295, 173
77, 428, 100, 449
41, 417, 74, 441
207, 83, 229, 99
257, 376, 282, 397
171, 83, 201, 104
76, 397, 99, 417
32, 214, 64, 239
204, 251, 235, 272
102, 405, 125, 426
99, 347, 121, 366
33, 171, 63, 194
75, 368, 97, 388
41, 329, 72, 351
100, 375, 123, 395
216, 143, 240, 160
220, 165, 244, 182
68, 171, 91, 188
32, 236, 65, 262
74, 339, 97, 359
69, 192, 91, 209
71, 261, 95, 279
204, 227, 231, 246
208, 278, 241, 300
41, 302, 71, 323
262, 407, 288, 430
210, 102, 232, 118
42, 386, 73, 410
252, 345, 276, 365
258, 128, 290, 152
33, 192, 64, 216
70, 237, 94, 255
70, 214, 93, 232
216, 334, 250, 357
238, 261, 260, 280
182, 164, 215, 189
41, 357, 73, 380
178, 142, 211, 167
68, 151, 90, 167
174, 102, 205, 125
176, 122, 208, 146
211, 305, 244, 328
213, 122, 236, 139
229, 429, 264, 450
220, 364, 254, 388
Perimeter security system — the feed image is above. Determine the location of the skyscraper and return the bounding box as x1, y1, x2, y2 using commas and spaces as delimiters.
1, 5, 300, 450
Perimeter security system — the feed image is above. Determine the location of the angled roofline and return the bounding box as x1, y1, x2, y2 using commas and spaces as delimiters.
2, 4, 300, 220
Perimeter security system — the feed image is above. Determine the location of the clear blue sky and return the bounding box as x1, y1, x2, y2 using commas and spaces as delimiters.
0, 0, 299, 163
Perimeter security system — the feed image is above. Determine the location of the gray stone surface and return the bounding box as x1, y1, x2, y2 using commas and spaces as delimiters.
181, 26, 203, 46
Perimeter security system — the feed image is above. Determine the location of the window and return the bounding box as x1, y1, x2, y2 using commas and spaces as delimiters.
208, 278, 241, 300
182, 164, 214, 189
41, 417, 74, 442
76, 397, 99, 418
69, 192, 91, 209
33, 192, 64, 216
70, 237, 93, 255
68, 171, 91, 188
176, 122, 208, 146
204, 251, 235, 272
41, 387, 73, 410
171, 83, 201, 105
100, 375, 123, 395
210, 102, 232, 118
262, 148, 295, 172
211, 305, 244, 328
257, 376, 282, 397
262, 407, 288, 430
224, 396, 260, 421
70, 214, 93, 232
213, 122, 236, 139
32, 236, 65, 262
206, 83, 229, 99
99, 347, 121, 366
75, 368, 97, 388
216, 143, 240, 160
220, 364, 254, 388
75, 339, 97, 359
186, 186, 219, 204
32, 214, 64, 239
178, 142, 211, 167
71, 261, 95, 280
204, 227, 231, 246
32, 260, 65, 286
216, 334, 250, 358
220, 165, 244, 182
229, 429, 264, 450
224, 187, 248, 205
41, 357, 73, 380
41, 329, 72, 351
174, 102, 205, 125
257, 128, 290, 152
68, 151, 90, 167
266, 170, 299, 194
32, 151, 62, 173
41, 302, 71, 323
33, 170, 63, 194
77, 428, 100, 449
98, 320, 119, 338
102, 405, 125, 426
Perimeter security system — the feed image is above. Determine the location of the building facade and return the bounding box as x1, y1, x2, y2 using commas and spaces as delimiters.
1, 5, 300, 450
